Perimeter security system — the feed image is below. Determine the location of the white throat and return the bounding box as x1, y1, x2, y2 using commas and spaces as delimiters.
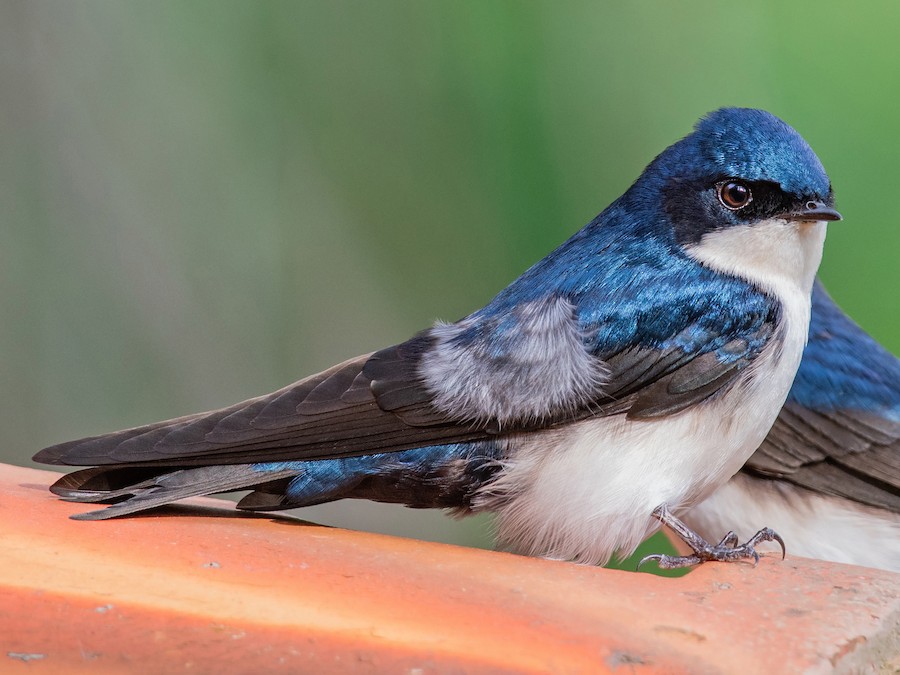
685, 218, 827, 300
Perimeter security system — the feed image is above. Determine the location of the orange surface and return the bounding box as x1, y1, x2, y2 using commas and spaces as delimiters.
1, 463, 898, 674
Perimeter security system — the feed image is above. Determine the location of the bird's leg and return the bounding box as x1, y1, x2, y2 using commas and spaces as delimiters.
637, 503, 785, 571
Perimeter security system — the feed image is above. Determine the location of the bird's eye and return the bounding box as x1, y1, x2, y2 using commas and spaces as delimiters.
717, 181, 752, 210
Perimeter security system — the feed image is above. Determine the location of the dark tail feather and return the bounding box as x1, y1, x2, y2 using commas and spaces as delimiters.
237, 483, 296, 511
50, 465, 299, 520
51, 467, 178, 502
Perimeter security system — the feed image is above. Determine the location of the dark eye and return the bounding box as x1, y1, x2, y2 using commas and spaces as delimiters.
717, 181, 752, 210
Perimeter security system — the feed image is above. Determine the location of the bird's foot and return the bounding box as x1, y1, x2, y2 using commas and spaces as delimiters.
637, 503, 785, 571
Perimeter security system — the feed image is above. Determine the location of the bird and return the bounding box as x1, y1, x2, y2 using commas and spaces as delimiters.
34, 107, 842, 568
681, 279, 899, 571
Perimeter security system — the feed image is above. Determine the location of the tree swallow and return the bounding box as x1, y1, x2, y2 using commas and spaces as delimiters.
34, 108, 841, 568
682, 279, 899, 571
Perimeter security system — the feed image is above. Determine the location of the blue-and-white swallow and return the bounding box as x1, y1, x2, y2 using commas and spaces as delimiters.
35, 108, 841, 568
682, 279, 899, 571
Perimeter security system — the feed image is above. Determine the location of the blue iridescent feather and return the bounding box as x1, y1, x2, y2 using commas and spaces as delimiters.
788, 280, 900, 418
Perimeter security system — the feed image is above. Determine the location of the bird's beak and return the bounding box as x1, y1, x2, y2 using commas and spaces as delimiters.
782, 200, 842, 222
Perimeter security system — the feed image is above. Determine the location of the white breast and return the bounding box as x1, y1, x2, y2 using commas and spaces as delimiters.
475, 219, 828, 565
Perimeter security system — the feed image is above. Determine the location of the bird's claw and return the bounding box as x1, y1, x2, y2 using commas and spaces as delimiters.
717, 530, 739, 548
636, 504, 786, 571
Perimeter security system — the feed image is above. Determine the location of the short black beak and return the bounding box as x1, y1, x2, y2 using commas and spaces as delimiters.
782, 200, 842, 222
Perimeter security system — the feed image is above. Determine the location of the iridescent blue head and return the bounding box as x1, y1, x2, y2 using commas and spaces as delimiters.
632, 107, 841, 245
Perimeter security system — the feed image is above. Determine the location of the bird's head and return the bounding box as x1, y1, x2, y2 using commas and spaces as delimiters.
630, 107, 840, 247
624, 108, 840, 293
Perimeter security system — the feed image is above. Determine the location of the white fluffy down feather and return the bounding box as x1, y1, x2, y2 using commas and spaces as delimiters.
420, 295, 609, 428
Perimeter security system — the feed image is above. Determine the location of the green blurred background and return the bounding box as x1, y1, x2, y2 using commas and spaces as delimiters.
2, 2, 898, 562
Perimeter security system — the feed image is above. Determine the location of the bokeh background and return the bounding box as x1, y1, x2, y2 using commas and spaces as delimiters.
3, 2, 898, 565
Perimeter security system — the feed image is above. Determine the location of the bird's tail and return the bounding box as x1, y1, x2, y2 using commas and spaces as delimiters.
50, 464, 300, 520
46, 440, 506, 520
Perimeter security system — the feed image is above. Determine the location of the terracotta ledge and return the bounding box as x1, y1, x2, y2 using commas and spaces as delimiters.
2, 463, 898, 673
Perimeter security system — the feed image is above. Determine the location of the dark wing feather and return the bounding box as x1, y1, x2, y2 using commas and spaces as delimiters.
35, 353, 487, 468
590, 330, 772, 421
363, 334, 457, 427
745, 404, 900, 511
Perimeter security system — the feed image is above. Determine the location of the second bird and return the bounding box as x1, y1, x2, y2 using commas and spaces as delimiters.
36, 108, 841, 567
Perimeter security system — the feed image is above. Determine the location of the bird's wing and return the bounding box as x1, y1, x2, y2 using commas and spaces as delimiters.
36, 271, 779, 469
34, 351, 488, 467
742, 280, 900, 512
747, 404, 900, 511
370, 252, 780, 428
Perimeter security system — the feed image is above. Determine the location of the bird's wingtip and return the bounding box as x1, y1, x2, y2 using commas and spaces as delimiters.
33, 445, 67, 465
